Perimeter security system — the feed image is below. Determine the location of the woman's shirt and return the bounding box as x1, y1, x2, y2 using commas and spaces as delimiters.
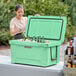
10, 17, 27, 36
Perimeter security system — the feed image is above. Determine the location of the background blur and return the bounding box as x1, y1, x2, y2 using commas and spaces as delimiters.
0, 0, 76, 45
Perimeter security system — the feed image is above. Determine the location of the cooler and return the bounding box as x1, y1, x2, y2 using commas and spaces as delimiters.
9, 16, 67, 67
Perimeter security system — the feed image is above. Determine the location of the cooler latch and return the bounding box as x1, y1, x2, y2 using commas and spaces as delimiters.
50, 46, 57, 61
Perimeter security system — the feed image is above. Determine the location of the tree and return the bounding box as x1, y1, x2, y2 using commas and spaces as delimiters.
0, 0, 19, 29
24, 0, 68, 16
0, 0, 69, 45
64, 0, 76, 26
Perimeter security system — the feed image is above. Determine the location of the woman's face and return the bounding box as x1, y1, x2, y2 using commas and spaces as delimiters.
15, 8, 24, 18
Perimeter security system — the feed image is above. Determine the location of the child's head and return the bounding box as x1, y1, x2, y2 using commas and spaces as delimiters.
14, 4, 24, 18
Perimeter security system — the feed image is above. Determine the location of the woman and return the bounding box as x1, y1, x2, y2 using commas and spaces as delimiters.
10, 4, 40, 39
10, 4, 27, 39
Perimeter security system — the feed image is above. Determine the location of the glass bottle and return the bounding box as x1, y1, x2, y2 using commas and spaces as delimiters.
67, 56, 72, 68
21, 32, 27, 40
72, 55, 76, 68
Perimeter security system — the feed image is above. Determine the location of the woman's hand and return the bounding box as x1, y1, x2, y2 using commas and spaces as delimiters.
34, 14, 40, 16
10, 28, 22, 36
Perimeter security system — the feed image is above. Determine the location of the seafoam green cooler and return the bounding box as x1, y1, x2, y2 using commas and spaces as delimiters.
9, 16, 67, 67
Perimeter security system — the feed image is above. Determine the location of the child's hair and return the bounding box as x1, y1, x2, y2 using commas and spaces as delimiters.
15, 4, 23, 11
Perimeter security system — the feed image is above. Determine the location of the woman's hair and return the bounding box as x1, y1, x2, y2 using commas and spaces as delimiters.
15, 4, 23, 11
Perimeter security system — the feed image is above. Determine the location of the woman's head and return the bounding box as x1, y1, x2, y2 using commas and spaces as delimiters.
14, 4, 24, 19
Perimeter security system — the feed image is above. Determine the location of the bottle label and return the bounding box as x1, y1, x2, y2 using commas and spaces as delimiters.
64, 55, 68, 61
72, 65, 76, 68
74, 37, 76, 55
74, 47, 76, 55
67, 63, 71, 68
68, 48, 70, 55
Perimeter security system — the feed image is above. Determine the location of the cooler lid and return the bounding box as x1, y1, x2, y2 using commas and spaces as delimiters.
25, 16, 67, 43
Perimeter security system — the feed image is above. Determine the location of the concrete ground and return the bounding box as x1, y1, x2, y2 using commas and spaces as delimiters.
0, 44, 67, 61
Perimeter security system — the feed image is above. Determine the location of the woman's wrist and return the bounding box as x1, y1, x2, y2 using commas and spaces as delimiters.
34, 14, 40, 16
19, 28, 22, 32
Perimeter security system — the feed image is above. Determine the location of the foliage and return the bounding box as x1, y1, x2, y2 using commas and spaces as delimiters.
64, 0, 76, 26
0, 28, 13, 45
0, 0, 74, 45
65, 25, 76, 40
0, 0, 69, 29
0, 0, 16, 29
24, 0, 69, 16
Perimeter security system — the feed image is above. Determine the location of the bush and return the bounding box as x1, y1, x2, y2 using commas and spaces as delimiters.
0, 0, 72, 45
65, 25, 76, 41
0, 28, 13, 45
64, 0, 76, 26
24, 0, 69, 16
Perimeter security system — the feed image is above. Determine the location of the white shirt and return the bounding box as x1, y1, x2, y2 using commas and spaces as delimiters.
10, 17, 27, 36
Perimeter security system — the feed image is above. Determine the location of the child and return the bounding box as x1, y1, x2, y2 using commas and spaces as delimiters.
10, 4, 27, 39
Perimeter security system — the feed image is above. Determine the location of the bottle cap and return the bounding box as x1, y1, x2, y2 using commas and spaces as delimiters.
74, 35, 76, 37
69, 41, 72, 46
68, 60, 71, 63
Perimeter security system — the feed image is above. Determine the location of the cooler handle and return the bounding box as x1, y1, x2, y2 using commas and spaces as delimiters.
24, 46, 31, 48
50, 46, 57, 61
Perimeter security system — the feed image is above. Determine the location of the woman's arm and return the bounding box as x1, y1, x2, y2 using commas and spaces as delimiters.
10, 27, 22, 36
34, 14, 40, 16
10, 20, 22, 36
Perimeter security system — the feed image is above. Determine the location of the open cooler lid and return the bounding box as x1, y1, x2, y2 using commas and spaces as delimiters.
25, 16, 67, 43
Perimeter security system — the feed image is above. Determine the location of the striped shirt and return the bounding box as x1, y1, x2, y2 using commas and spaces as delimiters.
10, 17, 27, 36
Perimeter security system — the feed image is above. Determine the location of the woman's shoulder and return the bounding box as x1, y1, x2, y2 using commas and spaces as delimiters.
23, 17, 27, 20
10, 17, 16, 23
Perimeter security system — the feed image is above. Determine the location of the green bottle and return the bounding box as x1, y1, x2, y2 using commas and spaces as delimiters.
21, 32, 27, 40
39, 36, 41, 43
42, 36, 45, 43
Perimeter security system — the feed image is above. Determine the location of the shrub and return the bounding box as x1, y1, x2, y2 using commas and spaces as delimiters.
0, 28, 13, 45
0, 0, 72, 45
